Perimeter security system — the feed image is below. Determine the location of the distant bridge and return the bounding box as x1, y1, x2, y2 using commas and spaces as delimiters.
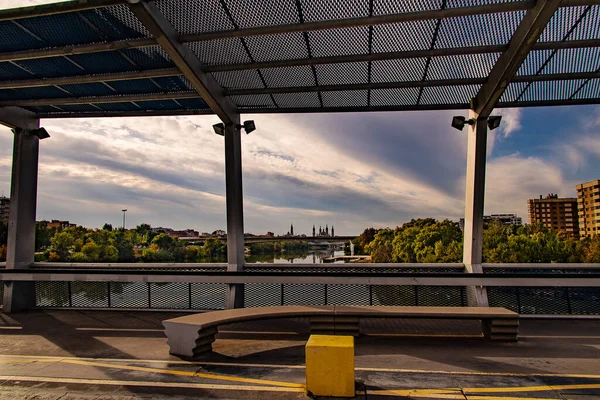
180, 235, 357, 244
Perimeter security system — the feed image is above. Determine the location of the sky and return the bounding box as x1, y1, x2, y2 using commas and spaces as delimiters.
1, 1, 599, 236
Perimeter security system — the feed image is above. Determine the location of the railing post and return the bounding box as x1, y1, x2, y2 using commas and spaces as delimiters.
369, 285, 373, 306
280, 284, 284, 306
462, 109, 489, 307
68, 282, 72, 307
566, 287, 572, 315
224, 122, 245, 309
188, 282, 192, 309
147, 282, 151, 308
107, 282, 111, 308
3, 115, 41, 313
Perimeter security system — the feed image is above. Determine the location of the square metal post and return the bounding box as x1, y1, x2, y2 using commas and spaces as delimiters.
3, 119, 41, 312
462, 109, 489, 307
224, 123, 245, 309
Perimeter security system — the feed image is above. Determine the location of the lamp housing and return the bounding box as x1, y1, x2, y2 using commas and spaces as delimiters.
242, 120, 256, 134
451, 116, 475, 131
212, 123, 225, 136
487, 115, 502, 131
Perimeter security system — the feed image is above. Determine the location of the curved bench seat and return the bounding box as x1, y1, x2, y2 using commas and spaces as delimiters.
163, 305, 519, 358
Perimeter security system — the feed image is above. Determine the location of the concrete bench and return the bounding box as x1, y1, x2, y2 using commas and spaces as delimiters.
163, 305, 518, 358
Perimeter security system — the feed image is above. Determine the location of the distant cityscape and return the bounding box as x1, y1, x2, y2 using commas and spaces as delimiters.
1, 178, 598, 239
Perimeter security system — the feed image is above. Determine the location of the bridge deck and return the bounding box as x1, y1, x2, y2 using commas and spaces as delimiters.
0, 310, 599, 399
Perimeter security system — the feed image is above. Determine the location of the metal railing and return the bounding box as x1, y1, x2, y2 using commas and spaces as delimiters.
1, 263, 600, 315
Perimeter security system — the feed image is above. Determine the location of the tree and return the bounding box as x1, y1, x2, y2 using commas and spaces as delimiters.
366, 228, 395, 263
0, 221, 7, 246
353, 228, 378, 254
102, 223, 113, 231
51, 231, 76, 261
35, 223, 52, 251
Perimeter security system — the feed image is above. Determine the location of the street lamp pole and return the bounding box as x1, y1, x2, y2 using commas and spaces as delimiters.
122, 209, 127, 230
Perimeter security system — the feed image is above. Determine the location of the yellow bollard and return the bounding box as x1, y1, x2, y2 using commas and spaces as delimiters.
305, 335, 355, 397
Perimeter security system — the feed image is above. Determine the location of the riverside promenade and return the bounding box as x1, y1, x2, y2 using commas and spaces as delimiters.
1, 309, 600, 399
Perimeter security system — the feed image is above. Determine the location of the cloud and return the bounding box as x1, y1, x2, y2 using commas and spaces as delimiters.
496, 108, 522, 138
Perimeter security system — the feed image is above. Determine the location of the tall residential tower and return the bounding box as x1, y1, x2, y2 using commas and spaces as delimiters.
577, 179, 600, 237
527, 194, 579, 238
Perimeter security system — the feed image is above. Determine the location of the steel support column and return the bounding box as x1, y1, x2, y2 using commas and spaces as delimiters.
2, 110, 40, 312
462, 109, 489, 307
224, 123, 245, 309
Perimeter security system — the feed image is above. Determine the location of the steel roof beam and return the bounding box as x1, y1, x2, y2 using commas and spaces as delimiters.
1, 1, 598, 63
0, 92, 200, 107
33, 96, 600, 118
0, 0, 124, 21
473, 0, 562, 117
185, 1, 535, 42
223, 71, 600, 95
127, 0, 238, 124
0, 68, 181, 89
205, 39, 600, 72
3, 71, 596, 104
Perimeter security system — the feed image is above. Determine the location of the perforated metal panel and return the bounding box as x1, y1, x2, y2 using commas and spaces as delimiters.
191, 283, 226, 310
110, 282, 149, 308
154, 0, 234, 34
372, 285, 416, 306
245, 283, 282, 307
518, 287, 570, 315
372, 21, 437, 53
245, 33, 309, 61
520, 79, 586, 101
36, 281, 70, 307
487, 287, 520, 313
427, 53, 501, 80
420, 84, 480, 105
568, 287, 600, 315
435, 11, 526, 49
326, 284, 371, 305
370, 88, 420, 106
71, 282, 109, 308
282, 283, 326, 306
150, 282, 189, 309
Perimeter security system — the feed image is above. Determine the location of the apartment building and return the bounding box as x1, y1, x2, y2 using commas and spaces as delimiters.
527, 194, 579, 238
577, 179, 600, 237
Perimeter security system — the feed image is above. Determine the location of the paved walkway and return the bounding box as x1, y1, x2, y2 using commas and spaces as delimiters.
1, 310, 600, 399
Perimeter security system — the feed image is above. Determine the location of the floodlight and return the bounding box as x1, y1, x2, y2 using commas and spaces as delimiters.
451, 116, 475, 131
242, 120, 256, 134
30, 127, 50, 140
487, 115, 502, 131
213, 122, 225, 136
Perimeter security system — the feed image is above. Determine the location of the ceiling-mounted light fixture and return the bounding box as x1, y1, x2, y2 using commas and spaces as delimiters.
242, 120, 255, 134
12, 127, 50, 139
213, 120, 257, 136
451, 116, 475, 131
212, 122, 225, 136
487, 115, 502, 131
451, 115, 502, 131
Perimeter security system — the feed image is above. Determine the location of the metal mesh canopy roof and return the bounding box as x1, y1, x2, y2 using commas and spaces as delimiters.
0, 0, 598, 120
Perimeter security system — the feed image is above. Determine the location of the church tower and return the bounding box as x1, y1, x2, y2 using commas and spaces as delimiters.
290, 224, 294, 236
312, 225, 315, 237
326, 224, 329, 236
332, 226, 334, 237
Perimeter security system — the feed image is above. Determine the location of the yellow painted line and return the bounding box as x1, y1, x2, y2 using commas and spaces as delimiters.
465, 383, 600, 393
0, 359, 56, 364
354, 366, 600, 380
0, 355, 306, 368
0, 375, 305, 393
369, 390, 557, 400
0, 327, 22, 330
1, 355, 600, 380
59, 359, 305, 389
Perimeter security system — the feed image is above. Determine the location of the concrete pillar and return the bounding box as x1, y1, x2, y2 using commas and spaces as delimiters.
462, 109, 489, 307
224, 123, 245, 309
3, 122, 41, 312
